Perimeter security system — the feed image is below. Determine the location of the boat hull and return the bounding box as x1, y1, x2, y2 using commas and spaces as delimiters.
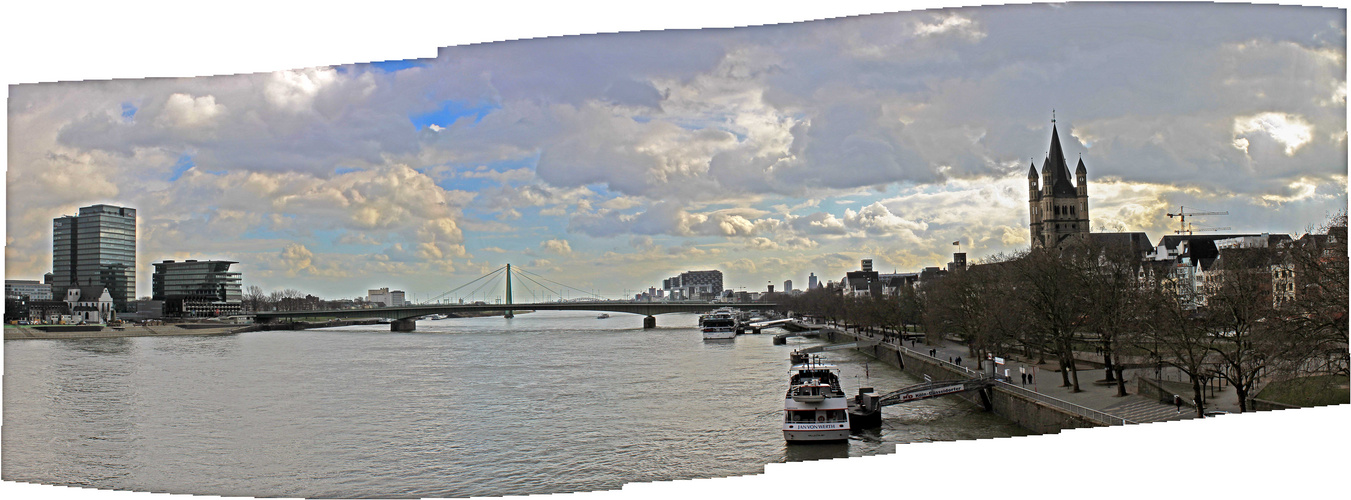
702, 330, 736, 340
783, 425, 851, 442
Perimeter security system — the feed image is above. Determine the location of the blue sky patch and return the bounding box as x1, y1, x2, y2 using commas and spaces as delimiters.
120, 102, 137, 121
168, 155, 195, 181
369, 59, 427, 73
410, 100, 500, 131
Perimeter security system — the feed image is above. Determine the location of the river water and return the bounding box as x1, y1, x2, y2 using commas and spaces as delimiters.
3, 311, 1030, 497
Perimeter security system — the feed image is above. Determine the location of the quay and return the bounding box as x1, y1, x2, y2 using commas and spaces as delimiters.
808, 320, 1226, 432
4, 323, 246, 340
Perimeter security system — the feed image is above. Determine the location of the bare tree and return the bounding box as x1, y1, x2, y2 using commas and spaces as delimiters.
1139, 266, 1220, 418
1012, 247, 1095, 392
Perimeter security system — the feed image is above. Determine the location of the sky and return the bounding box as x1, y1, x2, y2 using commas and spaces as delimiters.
5, 2, 1347, 302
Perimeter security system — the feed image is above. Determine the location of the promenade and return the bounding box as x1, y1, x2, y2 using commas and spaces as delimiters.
818, 321, 1242, 424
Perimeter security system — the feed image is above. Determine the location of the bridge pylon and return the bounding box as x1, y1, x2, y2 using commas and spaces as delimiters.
504, 263, 514, 319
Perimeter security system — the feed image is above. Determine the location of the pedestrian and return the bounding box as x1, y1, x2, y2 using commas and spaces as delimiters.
949, 356, 953, 363
955, 356, 961, 365
1021, 373, 1027, 384
1028, 373, 1033, 384
1174, 394, 1182, 413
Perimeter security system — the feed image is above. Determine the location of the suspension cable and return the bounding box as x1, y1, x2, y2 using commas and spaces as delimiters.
514, 267, 601, 300
421, 265, 507, 304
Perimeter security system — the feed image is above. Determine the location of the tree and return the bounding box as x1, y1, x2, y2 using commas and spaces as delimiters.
1139, 266, 1219, 418
1202, 246, 1291, 412
244, 285, 268, 313
1011, 246, 1095, 392
1083, 241, 1150, 397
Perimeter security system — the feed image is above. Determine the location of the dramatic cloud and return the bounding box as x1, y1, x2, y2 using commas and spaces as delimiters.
5, 3, 1344, 298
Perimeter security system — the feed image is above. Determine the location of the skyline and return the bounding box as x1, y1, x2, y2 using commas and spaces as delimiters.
5, 3, 1347, 300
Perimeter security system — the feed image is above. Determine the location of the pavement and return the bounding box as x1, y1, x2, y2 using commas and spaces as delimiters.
816, 322, 1242, 424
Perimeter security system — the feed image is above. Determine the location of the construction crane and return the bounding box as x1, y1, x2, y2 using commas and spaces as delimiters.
1167, 206, 1228, 235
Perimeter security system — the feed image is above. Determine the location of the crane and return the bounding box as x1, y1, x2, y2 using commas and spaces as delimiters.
1167, 206, 1228, 235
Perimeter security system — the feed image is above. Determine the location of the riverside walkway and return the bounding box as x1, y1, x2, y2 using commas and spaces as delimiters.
811, 321, 1240, 424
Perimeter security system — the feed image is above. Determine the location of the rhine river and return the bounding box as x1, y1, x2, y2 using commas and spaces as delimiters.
3, 310, 1030, 497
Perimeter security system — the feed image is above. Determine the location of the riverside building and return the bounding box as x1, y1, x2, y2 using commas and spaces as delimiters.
52, 204, 137, 312
662, 270, 724, 300
152, 260, 243, 317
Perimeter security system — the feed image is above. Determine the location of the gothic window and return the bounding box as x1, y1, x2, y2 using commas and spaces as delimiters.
1070, 206, 1075, 216
1054, 206, 1060, 216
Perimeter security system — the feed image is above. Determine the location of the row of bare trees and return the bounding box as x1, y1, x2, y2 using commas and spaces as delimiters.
780, 215, 1347, 416
242, 286, 374, 312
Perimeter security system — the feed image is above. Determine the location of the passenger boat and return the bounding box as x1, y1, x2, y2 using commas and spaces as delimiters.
596, 313, 610, 319
783, 354, 851, 442
699, 309, 738, 340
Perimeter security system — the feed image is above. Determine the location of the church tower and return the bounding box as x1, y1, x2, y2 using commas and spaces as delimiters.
1028, 115, 1089, 248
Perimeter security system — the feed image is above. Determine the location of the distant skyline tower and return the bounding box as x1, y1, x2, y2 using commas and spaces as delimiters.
784, 280, 793, 293
807, 273, 818, 290
52, 204, 137, 312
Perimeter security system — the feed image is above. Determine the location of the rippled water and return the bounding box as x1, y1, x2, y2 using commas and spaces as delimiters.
3, 311, 1030, 497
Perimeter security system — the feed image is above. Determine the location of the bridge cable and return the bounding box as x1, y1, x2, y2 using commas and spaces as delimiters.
460, 267, 507, 304
421, 265, 507, 304
513, 267, 602, 300
514, 272, 562, 301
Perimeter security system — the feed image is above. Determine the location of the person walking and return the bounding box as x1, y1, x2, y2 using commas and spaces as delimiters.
1174, 394, 1183, 413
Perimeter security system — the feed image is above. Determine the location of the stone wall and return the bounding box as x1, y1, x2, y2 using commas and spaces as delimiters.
829, 327, 1098, 434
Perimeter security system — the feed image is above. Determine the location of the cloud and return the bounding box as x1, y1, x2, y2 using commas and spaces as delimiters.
159, 93, 225, 127
1233, 112, 1314, 156
541, 238, 573, 255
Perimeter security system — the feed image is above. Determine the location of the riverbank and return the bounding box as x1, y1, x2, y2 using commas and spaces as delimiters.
809, 321, 1214, 432
4, 324, 245, 340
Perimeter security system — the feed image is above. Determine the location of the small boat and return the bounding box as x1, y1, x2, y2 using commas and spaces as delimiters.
596, 313, 610, 319
783, 354, 851, 442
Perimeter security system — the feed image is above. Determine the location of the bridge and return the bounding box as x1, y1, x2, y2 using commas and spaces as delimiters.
253, 263, 778, 331
255, 301, 778, 331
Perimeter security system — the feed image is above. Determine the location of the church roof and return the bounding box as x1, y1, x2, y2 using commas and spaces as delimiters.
1075, 157, 1087, 175
1027, 161, 1038, 179
1044, 124, 1077, 197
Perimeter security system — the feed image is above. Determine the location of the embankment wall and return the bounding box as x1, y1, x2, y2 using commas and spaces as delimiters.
826, 328, 1098, 434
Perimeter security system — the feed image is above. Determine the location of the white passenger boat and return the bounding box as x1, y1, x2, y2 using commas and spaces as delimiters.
596, 313, 610, 319
783, 355, 851, 442
699, 309, 738, 340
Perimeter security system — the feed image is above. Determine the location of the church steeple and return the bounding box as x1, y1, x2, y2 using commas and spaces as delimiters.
1030, 112, 1090, 249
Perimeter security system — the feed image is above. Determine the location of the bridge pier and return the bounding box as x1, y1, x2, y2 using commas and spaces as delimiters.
643, 315, 656, 329
391, 318, 416, 332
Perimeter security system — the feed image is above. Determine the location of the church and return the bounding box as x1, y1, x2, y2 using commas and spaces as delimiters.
1027, 118, 1089, 248
1026, 115, 1153, 255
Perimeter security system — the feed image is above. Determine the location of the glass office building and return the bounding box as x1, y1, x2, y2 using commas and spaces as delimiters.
152, 260, 243, 317
52, 204, 136, 312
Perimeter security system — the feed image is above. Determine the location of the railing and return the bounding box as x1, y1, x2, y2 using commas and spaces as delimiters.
860, 330, 1135, 427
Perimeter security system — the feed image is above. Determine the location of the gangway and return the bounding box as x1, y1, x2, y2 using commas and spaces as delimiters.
788, 340, 880, 363
848, 377, 997, 428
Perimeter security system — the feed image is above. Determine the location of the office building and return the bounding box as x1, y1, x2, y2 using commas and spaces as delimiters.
52, 204, 136, 312
783, 280, 793, 293
152, 260, 243, 317
661, 270, 724, 300
808, 273, 818, 290
367, 287, 406, 307
5, 280, 53, 300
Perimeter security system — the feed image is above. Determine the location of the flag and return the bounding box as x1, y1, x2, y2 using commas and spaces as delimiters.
952, 241, 959, 245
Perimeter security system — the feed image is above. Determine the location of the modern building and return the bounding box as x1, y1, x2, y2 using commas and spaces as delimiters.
662, 270, 724, 300
152, 260, 243, 317
52, 204, 137, 312
366, 287, 406, 307
841, 259, 882, 297
1027, 119, 1089, 248
807, 273, 818, 290
5, 280, 53, 301
783, 280, 793, 293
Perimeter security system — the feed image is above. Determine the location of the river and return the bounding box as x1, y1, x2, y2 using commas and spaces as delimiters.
2, 310, 1030, 497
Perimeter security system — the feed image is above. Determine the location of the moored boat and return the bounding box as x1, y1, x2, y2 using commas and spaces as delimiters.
699, 309, 737, 340
783, 354, 851, 442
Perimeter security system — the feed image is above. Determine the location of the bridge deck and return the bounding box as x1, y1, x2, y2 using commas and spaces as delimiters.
254, 301, 779, 322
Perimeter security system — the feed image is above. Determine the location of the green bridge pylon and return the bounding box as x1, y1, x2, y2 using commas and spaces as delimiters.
504, 263, 514, 318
